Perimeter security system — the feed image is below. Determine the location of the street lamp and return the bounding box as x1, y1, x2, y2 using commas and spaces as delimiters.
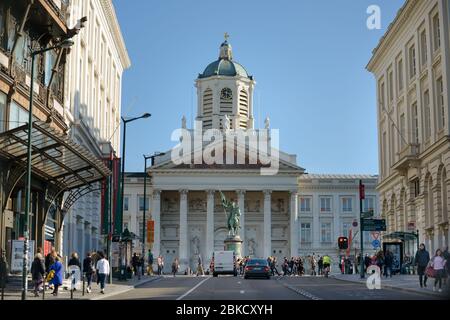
21, 38, 74, 300
118, 113, 151, 279
142, 152, 165, 269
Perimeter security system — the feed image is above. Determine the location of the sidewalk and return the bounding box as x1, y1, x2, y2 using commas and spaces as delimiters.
331, 273, 450, 298
1, 275, 162, 300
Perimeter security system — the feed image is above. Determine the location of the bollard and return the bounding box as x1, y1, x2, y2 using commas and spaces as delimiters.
82, 274, 85, 296
71, 288, 73, 300
42, 276, 45, 300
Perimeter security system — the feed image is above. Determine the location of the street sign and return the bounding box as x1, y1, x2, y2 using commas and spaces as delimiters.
407, 221, 416, 231
370, 231, 380, 240
372, 240, 381, 249
147, 220, 154, 244
362, 219, 386, 231
352, 220, 358, 227
361, 210, 374, 218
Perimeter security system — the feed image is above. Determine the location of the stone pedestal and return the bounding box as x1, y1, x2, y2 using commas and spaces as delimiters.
224, 235, 243, 258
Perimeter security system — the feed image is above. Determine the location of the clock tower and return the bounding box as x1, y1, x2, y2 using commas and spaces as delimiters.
195, 35, 255, 131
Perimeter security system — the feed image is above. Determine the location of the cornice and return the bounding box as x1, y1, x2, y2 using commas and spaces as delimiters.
100, 0, 131, 69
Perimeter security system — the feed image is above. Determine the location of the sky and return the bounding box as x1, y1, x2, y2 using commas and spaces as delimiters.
112, 0, 405, 174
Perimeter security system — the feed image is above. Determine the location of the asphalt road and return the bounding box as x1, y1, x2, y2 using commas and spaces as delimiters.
106, 275, 443, 300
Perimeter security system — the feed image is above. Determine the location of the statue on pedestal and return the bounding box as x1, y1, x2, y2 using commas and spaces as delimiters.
219, 191, 241, 237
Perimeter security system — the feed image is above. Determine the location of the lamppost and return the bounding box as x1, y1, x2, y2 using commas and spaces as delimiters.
142, 152, 165, 267
118, 113, 151, 279
22, 39, 74, 300
21, 38, 74, 300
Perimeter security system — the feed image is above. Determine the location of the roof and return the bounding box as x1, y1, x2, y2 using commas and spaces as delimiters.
199, 59, 249, 79
299, 174, 379, 180
0, 121, 111, 191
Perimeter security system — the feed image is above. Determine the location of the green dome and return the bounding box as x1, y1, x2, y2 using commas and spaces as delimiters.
199, 59, 249, 79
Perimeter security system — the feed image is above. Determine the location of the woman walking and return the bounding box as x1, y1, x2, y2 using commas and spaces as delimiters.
31, 253, 45, 297
431, 249, 447, 292
172, 258, 179, 277
415, 243, 430, 288
48, 256, 63, 296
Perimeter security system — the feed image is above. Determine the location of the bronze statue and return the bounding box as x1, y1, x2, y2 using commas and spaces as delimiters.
219, 191, 241, 237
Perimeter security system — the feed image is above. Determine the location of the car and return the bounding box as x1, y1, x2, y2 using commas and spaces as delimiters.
243, 258, 271, 279
212, 251, 237, 277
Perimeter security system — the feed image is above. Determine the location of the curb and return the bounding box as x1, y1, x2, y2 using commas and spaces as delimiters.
330, 275, 446, 298
90, 276, 163, 300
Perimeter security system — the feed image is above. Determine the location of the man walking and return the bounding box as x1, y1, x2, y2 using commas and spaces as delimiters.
415, 243, 430, 288
147, 250, 154, 275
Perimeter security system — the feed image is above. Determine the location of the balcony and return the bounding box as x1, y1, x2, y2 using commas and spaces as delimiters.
392, 143, 420, 175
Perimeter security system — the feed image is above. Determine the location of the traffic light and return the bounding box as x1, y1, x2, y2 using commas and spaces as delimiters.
338, 237, 348, 249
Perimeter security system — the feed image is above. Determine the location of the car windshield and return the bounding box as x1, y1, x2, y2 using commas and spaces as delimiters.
247, 259, 268, 266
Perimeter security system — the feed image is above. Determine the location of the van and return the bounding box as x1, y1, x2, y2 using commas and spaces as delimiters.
212, 251, 237, 277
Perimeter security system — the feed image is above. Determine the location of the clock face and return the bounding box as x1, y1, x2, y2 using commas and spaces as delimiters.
221, 88, 232, 100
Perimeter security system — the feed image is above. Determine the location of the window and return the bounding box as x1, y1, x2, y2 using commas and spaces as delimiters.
391, 123, 396, 164
413, 178, 420, 198
433, 14, 441, 51
0, 92, 5, 133
342, 222, 351, 238
437, 77, 445, 130
400, 114, 406, 150
397, 59, 404, 91
139, 197, 149, 211
123, 197, 129, 211
388, 70, 394, 102
420, 30, 427, 66
0, 3, 7, 50
300, 223, 311, 243
409, 45, 416, 79
45, 50, 57, 86
362, 197, 375, 213
320, 197, 332, 212
341, 197, 353, 212
321, 222, 332, 242
382, 131, 387, 177
9, 101, 29, 130
412, 102, 419, 144
424, 90, 431, 140
300, 198, 311, 212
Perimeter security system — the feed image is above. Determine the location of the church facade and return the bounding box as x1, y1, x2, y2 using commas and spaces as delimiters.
123, 38, 379, 273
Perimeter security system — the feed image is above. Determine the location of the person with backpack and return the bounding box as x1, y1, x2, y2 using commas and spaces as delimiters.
430, 249, 447, 292
83, 252, 95, 293
415, 243, 430, 288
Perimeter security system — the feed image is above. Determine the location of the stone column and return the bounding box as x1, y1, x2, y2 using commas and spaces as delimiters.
152, 190, 161, 258
179, 189, 189, 272
290, 190, 299, 257
263, 190, 272, 258
313, 194, 320, 249
206, 190, 215, 262
236, 190, 246, 250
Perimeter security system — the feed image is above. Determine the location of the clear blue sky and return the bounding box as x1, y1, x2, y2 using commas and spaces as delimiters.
113, 0, 405, 173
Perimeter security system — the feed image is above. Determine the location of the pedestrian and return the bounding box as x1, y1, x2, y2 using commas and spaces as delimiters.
384, 250, 393, 278
132, 253, 139, 278
415, 243, 430, 288
48, 255, 63, 296
310, 255, 316, 276
172, 258, 179, 277
197, 254, 204, 276
442, 247, 449, 287
31, 252, 45, 297
364, 254, 371, 273
430, 249, 447, 292
318, 256, 323, 275
157, 255, 163, 275
45, 248, 56, 273
95, 251, 110, 294
68, 252, 81, 269
147, 250, 154, 275
83, 252, 95, 293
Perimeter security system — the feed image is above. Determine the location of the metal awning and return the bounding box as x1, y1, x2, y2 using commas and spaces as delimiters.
383, 231, 418, 241
0, 121, 111, 191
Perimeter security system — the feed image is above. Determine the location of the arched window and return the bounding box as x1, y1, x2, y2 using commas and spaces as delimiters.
202, 88, 213, 129
238, 89, 248, 129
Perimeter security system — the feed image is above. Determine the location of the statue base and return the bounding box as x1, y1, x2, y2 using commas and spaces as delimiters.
224, 235, 243, 258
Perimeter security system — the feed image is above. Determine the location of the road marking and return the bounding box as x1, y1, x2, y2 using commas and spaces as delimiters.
240, 290, 245, 294
276, 279, 322, 300
176, 277, 210, 300
237, 281, 241, 284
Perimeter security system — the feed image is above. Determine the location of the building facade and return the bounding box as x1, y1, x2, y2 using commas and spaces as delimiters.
298, 174, 379, 264
367, 0, 450, 253
0, 0, 110, 268
61, 0, 130, 259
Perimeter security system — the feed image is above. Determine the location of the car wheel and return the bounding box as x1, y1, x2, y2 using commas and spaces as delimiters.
244, 275, 248, 279
213, 273, 218, 277
266, 276, 270, 279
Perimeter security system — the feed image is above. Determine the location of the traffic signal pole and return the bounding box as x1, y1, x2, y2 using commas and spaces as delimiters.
359, 180, 365, 279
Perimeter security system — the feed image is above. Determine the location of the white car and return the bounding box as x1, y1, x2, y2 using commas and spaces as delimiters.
212, 251, 237, 277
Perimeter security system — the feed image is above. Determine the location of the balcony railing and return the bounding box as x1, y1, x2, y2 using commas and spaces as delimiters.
393, 143, 420, 174
44, 0, 69, 22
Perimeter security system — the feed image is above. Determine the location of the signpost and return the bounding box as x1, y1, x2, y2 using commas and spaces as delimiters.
361, 219, 386, 231
372, 240, 381, 249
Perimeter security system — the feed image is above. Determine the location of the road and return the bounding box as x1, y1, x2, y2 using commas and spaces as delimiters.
106, 275, 441, 300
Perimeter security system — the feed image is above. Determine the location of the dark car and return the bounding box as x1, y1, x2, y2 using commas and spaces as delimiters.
244, 259, 270, 279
